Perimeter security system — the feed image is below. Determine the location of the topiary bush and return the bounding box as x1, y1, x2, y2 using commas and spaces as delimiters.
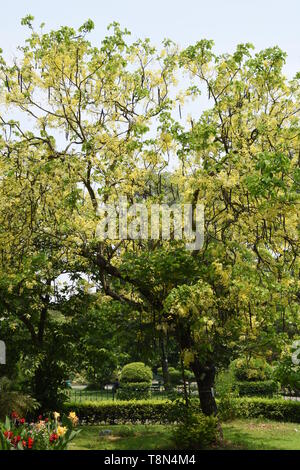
120, 362, 153, 384
117, 382, 151, 400
118, 362, 153, 400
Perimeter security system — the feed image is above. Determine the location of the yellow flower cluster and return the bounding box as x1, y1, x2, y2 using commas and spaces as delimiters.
68, 411, 79, 427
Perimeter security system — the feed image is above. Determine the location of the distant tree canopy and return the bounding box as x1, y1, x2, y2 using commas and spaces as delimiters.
0, 17, 299, 413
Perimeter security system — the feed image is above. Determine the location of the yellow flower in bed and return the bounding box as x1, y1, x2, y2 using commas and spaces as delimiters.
68, 411, 79, 426
57, 426, 67, 437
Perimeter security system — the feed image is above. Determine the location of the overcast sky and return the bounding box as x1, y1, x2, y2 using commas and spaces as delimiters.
0, 0, 299, 77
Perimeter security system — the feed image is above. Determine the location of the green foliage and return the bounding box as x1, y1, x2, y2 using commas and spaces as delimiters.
236, 380, 279, 397
120, 362, 153, 384
0, 377, 38, 421
63, 400, 181, 424
215, 369, 239, 420
223, 397, 300, 423
172, 409, 218, 449
157, 367, 194, 386
117, 382, 151, 400
274, 348, 300, 394
230, 357, 273, 382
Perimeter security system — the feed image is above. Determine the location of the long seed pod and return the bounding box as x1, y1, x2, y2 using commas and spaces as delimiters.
5, 75, 10, 91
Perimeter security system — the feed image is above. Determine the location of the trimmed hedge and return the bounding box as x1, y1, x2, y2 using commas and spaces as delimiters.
62, 400, 180, 424
237, 380, 279, 397
231, 397, 300, 423
117, 382, 151, 400
63, 397, 300, 425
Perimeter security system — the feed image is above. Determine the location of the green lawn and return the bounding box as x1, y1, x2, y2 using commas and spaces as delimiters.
222, 419, 300, 450
69, 420, 300, 450
69, 424, 174, 450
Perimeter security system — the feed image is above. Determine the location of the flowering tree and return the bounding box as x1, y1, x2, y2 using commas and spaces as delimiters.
0, 17, 298, 416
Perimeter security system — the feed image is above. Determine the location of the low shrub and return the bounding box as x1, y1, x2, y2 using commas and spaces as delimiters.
173, 409, 218, 449
236, 380, 279, 397
62, 400, 182, 424
117, 382, 151, 400
63, 397, 300, 425
226, 397, 300, 423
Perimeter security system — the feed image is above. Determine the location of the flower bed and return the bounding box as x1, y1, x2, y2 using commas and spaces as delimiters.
0, 410, 80, 450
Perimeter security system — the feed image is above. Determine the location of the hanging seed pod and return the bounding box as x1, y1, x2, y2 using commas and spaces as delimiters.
179, 103, 182, 119
48, 86, 51, 102
5, 75, 10, 91
158, 87, 161, 104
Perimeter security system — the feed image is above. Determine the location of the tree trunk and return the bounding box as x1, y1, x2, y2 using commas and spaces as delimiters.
191, 358, 217, 416
159, 333, 170, 390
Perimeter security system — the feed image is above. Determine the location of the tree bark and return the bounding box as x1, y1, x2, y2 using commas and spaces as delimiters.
190, 358, 217, 416
159, 333, 170, 391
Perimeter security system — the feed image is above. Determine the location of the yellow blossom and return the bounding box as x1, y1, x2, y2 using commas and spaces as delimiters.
57, 426, 67, 437
68, 411, 79, 426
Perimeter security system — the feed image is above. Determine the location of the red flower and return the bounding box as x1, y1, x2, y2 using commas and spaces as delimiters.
49, 433, 59, 443
27, 437, 34, 449
38, 415, 43, 421
22, 440, 27, 448
11, 411, 18, 419
4, 430, 14, 440
45, 418, 49, 423
19, 418, 25, 425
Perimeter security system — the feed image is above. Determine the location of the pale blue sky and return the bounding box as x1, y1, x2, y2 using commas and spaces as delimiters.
0, 0, 299, 77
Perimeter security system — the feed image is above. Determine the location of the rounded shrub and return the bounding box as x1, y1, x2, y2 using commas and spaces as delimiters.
230, 357, 273, 382
120, 362, 153, 384
118, 362, 152, 400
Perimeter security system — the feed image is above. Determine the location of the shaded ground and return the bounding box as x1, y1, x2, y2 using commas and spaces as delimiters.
69, 420, 300, 450
222, 419, 300, 450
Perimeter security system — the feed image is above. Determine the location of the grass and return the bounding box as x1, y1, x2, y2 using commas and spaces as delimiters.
222, 419, 300, 450
69, 424, 174, 450
69, 420, 300, 450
